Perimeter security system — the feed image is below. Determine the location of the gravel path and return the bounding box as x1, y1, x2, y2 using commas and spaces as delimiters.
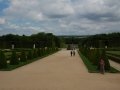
0, 49, 120, 90
109, 60, 120, 71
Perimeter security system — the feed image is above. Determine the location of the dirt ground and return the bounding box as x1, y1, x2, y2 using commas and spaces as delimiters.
0, 49, 120, 90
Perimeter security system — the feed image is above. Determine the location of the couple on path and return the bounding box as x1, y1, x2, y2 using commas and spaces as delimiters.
70, 50, 75, 56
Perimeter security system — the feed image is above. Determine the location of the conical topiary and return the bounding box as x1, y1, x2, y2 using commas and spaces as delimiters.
100, 49, 110, 70
10, 51, 19, 65
27, 50, 33, 60
0, 51, 7, 69
33, 49, 38, 58
37, 48, 41, 57
93, 49, 100, 65
20, 51, 27, 62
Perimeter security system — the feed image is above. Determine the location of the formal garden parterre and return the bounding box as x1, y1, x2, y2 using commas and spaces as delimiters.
0, 48, 59, 71
0, 33, 61, 71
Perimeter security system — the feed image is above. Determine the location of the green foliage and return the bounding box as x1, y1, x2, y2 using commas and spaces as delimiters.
33, 49, 38, 58
100, 49, 110, 70
10, 51, 19, 65
0, 32, 62, 49
81, 33, 120, 48
78, 50, 119, 73
0, 47, 59, 71
0, 51, 7, 69
27, 50, 33, 60
20, 51, 27, 62
37, 48, 41, 57
78, 51, 98, 73
80, 47, 110, 71
88, 49, 100, 65
107, 54, 120, 63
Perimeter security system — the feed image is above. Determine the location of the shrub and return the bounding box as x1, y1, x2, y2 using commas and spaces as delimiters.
100, 50, 110, 70
27, 50, 33, 60
107, 54, 120, 63
20, 51, 27, 62
80, 47, 110, 71
10, 51, 19, 65
0, 51, 7, 69
37, 48, 41, 57
91, 49, 100, 65
33, 49, 38, 58
41, 48, 45, 56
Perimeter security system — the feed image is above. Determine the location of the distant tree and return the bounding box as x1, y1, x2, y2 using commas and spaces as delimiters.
0, 32, 62, 49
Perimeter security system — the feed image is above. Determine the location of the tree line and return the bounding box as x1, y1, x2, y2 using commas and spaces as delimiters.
79, 33, 120, 48
0, 33, 62, 49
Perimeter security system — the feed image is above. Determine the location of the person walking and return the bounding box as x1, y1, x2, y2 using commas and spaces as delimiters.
99, 58, 105, 74
73, 50, 75, 56
70, 51, 73, 56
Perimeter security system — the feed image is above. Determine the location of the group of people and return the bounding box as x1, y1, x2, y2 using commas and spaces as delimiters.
70, 50, 76, 56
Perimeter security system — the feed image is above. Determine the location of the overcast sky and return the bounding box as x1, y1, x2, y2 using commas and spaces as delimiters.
0, 0, 120, 35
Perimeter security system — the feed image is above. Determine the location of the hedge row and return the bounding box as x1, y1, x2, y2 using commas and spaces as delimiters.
107, 54, 120, 63
106, 51, 120, 57
0, 48, 59, 70
79, 47, 110, 71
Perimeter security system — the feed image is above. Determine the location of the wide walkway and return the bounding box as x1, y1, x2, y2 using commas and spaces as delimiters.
0, 49, 120, 90
109, 60, 120, 71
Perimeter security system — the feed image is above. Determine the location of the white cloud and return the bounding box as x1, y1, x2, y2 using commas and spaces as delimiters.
4, 0, 74, 21
0, 0, 120, 35
0, 18, 6, 24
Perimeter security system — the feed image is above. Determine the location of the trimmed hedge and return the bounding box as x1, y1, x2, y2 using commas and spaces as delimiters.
79, 47, 110, 71
107, 54, 120, 63
0, 47, 59, 71
10, 51, 19, 65
78, 50, 120, 73
78, 51, 98, 73
0, 51, 7, 69
106, 51, 120, 57
20, 51, 27, 62
27, 50, 33, 60
99, 49, 110, 70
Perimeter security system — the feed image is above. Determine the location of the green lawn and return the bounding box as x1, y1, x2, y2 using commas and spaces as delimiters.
106, 51, 120, 56
106, 51, 120, 63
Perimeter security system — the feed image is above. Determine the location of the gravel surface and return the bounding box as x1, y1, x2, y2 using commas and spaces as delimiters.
0, 49, 120, 90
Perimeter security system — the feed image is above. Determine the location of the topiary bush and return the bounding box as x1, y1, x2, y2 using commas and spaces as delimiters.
89, 49, 100, 65
100, 49, 110, 70
20, 51, 27, 62
10, 51, 19, 65
27, 50, 33, 60
80, 47, 110, 71
37, 48, 41, 57
94, 49, 100, 65
33, 49, 38, 58
0, 51, 7, 69
41, 48, 45, 56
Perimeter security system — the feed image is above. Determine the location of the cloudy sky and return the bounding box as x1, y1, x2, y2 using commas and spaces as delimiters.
0, 0, 120, 35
